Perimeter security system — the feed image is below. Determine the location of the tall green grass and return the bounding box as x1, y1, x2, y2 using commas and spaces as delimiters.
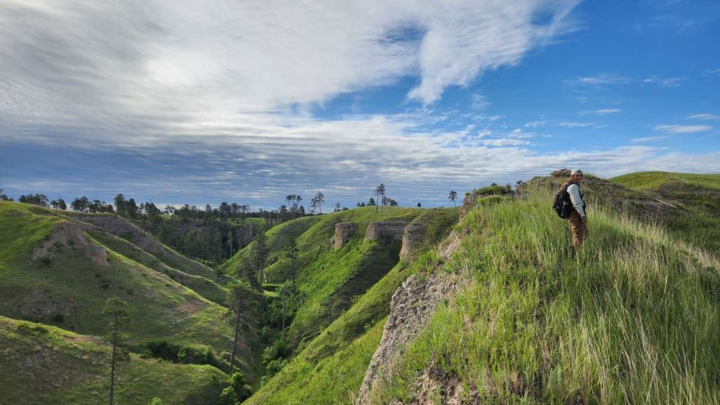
378, 188, 720, 404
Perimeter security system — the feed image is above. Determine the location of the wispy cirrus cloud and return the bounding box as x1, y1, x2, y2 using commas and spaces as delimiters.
469, 94, 491, 111
580, 108, 622, 116
571, 74, 631, 86
525, 121, 549, 128
655, 124, 713, 133
687, 114, 720, 121
643, 76, 684, 87
525, 121, 595, 128
557, 121, 595, 128
631, 135, 670, 143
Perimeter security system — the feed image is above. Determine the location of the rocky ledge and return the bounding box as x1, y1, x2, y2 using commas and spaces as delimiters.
332, 222, 358, 249
364, 221, 408, 243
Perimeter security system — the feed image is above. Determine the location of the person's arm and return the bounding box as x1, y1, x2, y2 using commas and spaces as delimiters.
567, 184, 587, 220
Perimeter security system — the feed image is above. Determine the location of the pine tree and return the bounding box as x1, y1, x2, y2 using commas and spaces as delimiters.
103, 298, 129, 405
375, 184, 385, 213
251, 233, 269, 284
448, 191, 458, 206
286, 238, 299, 294
226, 284, 254, 374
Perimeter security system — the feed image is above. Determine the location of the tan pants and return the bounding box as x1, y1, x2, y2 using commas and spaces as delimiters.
567, 211, 587, 251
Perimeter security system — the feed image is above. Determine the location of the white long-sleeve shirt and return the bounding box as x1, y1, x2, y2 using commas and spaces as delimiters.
567, 184, 586, 218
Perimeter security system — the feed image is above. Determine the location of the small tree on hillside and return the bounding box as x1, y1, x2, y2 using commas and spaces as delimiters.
417, 202, 422, 208
374, 184, 385, 213
448, 191, 458, 206
226, 283, 254, 375
251, 233, 269, 284
103, 298, 129, 405
314, 191, 324, 214
71, 196, 90, 212
57, 198, 67, 210
0, 189, 11, 201
114, 194, 126, 216
226, 230, 235, 258
213, 267, 224, 282
286, 238, 299, 294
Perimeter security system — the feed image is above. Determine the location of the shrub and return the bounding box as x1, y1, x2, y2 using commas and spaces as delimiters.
262, 337, 290, 365
265, 358, 288, 379
142, 340, 218, 367
229, 372, 252, 401
148, 398, 164, 405
229, 372, 247, 391
217, 387, 237, 405
16, 323, 49, 336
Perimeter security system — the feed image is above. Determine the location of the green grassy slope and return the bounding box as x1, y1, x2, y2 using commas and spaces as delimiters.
66, 211, 218, 280
373, 186, 720, 404
221, 216, 322, 276
0, 202, 260, 380
245, 208, 459, 405
610, 172, 720, 254
612, 171, 720, 190
0, 316, 226, 405
256, 207, 422, 349
88, 228, 228, 305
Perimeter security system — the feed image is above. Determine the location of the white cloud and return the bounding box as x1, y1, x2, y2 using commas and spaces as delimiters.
470, 94, 491, 111
580, 109, 622, 115
655, 124, 713, 134
481, 139, 528, 147
2, 1, 720, 206
687, 114, 720, 121
631, 136, 670, 143
557, 121, 594, 128
703, 68, 720, 76
526, 121, 595, 128
0, 0, 581, 130
643, 76, 683, 87
572, 74, 631, 86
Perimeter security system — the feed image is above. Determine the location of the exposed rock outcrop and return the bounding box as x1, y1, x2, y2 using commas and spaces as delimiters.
356, 273, 460, 404
399, 222, 422, 260
333, 222, 358, 249
459, 193, 475, 219
70, 214, 164, 254
364, 221, 408, 243
551, 168, 572, 177
18, 290, 80, 320
394, 368, 481, 405
460, 185, 514, 219
33, 222, 109, 267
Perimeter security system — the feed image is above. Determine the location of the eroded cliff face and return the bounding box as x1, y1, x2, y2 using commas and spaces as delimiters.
364, 220, 408, 243
70, 213, 216, 279
32, 222, 109, 267
333, 222, 358, 249
356, 273, 460, 405
399, 222, 422, 260
69, 214, 165, 253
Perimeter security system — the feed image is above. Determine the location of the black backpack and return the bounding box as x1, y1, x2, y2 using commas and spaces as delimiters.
553, 184, 572, 219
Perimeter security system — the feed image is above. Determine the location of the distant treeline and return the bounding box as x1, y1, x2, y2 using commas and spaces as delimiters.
3, 185, 408, 265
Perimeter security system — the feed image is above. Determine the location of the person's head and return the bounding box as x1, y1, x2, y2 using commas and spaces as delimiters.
570, 168, 584, 183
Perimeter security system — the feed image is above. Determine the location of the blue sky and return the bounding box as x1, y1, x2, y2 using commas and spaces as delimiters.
1, 0, 719, 210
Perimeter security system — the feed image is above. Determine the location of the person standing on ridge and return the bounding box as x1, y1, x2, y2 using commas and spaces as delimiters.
562, 169, 588, 251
